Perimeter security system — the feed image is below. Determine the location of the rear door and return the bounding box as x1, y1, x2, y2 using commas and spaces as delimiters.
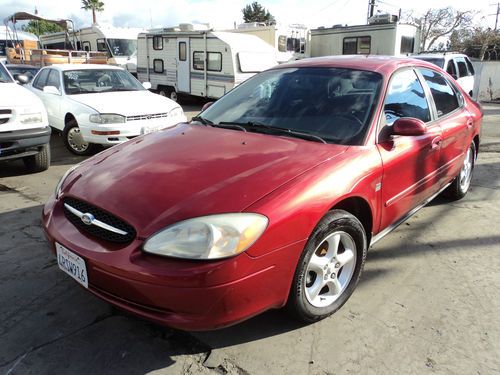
418, 67, 471, 186
377, 68, 443, 230
177, 38, 190, 93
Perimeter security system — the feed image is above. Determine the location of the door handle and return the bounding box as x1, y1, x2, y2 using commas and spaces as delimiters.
466, 119, 474, 129
431, 137, 442, 150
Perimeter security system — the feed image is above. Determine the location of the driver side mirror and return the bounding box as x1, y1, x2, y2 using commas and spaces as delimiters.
142, 81, 152, 90
201, 101, 214, 111
43, 86, 61, 95
15, 74, 29, 85
393, 117, 426, 136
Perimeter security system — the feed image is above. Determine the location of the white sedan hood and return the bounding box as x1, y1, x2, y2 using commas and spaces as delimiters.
69, 90, 179, 116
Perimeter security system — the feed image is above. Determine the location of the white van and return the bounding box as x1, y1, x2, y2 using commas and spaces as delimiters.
0, 62, 50, 172
39, 24, 144, 74
136, 27, 278, 101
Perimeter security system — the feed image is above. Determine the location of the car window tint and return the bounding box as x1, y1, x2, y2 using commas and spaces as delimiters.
446, 60, 457, 77
384, 69, 430, 124
420, 68, 459, 117
46, 69, 61, 89
465, 58, 475, 75
33, 69, 50, 90
456, 58, 469, 77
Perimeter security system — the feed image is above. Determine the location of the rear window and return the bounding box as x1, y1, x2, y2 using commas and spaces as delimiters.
414, 57, 445, 69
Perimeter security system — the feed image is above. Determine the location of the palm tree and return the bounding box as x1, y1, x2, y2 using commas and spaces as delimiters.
81, 0, 105, 24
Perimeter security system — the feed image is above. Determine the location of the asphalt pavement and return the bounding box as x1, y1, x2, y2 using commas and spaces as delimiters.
0, 103, 499, 374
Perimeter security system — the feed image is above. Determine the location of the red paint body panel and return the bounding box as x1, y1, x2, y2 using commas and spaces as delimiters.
42, 56, 482, 330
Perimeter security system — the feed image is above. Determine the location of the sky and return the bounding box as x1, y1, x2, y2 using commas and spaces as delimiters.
0, 0, 496, 31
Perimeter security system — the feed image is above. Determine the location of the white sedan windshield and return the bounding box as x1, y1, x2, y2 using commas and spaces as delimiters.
63, 69, 144, 95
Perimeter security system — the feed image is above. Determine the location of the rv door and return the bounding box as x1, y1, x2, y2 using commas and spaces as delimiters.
177, 38, 190, 93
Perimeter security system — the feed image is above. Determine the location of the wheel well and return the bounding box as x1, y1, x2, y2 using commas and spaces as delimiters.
331, 197, 373, 243
473, 135, 480, 158
64, 113, 76, 126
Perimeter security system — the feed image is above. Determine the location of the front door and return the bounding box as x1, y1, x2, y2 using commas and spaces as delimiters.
377, 68, 443, 230
177, 38, 190, 93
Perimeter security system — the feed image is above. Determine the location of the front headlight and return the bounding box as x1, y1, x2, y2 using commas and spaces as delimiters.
55, 164, 79, 198
143, 213, 268, 259
89, 114, 126, 124
167, 107, 183, 118
19, 112, 43, 124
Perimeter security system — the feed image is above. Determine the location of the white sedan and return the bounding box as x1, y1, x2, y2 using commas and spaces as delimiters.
28, 64, 186, 155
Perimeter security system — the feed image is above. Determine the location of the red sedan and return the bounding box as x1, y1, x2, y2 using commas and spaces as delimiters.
43, 56, 482, 330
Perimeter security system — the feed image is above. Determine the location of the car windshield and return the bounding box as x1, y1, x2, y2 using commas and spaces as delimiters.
413, 57, 445, 68
0, 63, 13, 83
107, 38, 136, 57
62, 69, 144, 95
201, 67, 382, 145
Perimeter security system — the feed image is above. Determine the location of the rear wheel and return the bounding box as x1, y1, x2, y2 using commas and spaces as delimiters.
287, 210, 367, 323
158, 87, 178, 102
444, 141, 475, 200
23, 144, 50, 172
63, 119, 97, 156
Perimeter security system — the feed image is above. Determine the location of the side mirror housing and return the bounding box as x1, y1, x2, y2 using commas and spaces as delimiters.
43, 86, 61, 95
393, 117, 426, 136
15, 74, 29, 85
202, 101, 214, 111
142, 81, 152, 90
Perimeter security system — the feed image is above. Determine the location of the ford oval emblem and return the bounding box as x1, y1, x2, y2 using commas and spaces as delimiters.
81, 213, 95, 226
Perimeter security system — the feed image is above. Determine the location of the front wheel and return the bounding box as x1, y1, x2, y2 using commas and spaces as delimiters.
63, 119, 97, 156
444, 141, 476, 200
287, 210, 367, 323
23, 144, 50, 173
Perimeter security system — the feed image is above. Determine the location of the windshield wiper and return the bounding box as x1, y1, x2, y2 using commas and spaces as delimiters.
191, 115, 214, 126
220, 121, 326, 144
216, 122, 248, 132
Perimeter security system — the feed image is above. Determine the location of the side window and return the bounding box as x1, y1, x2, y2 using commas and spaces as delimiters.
46, 69, 61, 89
82, 41, 91, 52
207, 52, 222, 71
193, 51, 204, 70
96, 39, 108, 54
456, 57, 469, 78
178, 42, 186, 61
153, 36, 163, 50
278, 35, 286, 52
446, 60, 457, 78
420, 68, 460, 117
33, 68, 50, 90
465, 58, 475, 75
400, 36, 415, 54
153, 59, 164, 73
384, 69, 431, 124
343, 36, 370, 55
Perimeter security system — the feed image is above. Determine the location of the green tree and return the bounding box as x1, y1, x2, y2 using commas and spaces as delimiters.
242, 2, 276, 25
22, 20, 63, 37
81, 0, 105, 24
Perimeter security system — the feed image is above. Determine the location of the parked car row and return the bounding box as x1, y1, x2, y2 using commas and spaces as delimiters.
41, 56, 482, 330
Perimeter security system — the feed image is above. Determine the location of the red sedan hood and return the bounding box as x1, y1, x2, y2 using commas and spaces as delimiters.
67, 124, 347, 237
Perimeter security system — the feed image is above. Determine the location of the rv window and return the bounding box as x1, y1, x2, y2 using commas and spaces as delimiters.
153, 59, 164, 73
153, 36, 163, 50
343, 36, 370, 55
193, 52, 204, 70
278, 35, 287, 52
97, 39, 109, 54
179, 42, 187, 61
82, 41, 91, 52
400, 36, 415, 54
207, 53, 222, 71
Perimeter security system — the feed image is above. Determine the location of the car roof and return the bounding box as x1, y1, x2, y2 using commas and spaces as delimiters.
6, 64, 39, 69
273, 55, 441, 75
44, 64, 125, 72
413, 53, 468, 59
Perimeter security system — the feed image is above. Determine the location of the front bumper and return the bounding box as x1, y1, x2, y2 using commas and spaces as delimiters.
42, 194, 304, 331
0, 126, 51, 160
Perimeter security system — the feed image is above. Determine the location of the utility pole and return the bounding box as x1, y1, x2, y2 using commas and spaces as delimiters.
490, 2, 500, 31
367, 0, 376, 22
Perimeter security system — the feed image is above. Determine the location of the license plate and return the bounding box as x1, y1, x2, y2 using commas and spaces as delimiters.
141, 126, 161, 135
56, 242, 88, 288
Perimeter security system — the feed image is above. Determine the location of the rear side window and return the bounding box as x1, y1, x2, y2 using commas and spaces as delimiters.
384, 69, 431, 124
420, 68, 459, 117
456, 58, 469, 77
46, 69, 61, 89
446, 60, 457, 77
465, 58, 475, 75
33, 69, 50, 90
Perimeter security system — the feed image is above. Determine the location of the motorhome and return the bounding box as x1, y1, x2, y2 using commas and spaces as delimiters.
0, 25, 38, 63
227, 23, 309, 63
136, 25, 278, 101
39, 24, 144, 74
311, 15, 420, 57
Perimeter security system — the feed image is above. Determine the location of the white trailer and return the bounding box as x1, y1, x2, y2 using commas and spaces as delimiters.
227, 23, 309, 63
39, 24, 144, 74
311, 18, 420, 57
136, 28, 277, 101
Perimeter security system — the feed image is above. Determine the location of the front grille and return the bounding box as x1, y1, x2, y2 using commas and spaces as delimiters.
63, 197, 136, 244
126, 112, 169, 121
0, 109, 12, 125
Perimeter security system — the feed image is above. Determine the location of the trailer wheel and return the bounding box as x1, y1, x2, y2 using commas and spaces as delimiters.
158, 87, 178, 102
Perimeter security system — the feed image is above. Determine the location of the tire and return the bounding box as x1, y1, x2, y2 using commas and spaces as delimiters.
63, 118, 97, 156
23, 144, 50, 173
158, 87, 178, 102
287, 209, 367, 323
444, 141, 476, 200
